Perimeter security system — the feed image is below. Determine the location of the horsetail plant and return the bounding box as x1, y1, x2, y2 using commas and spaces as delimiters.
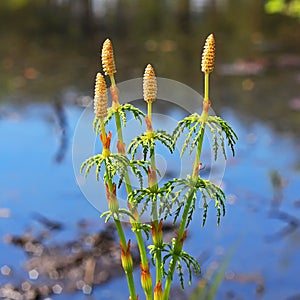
101, 39, 153, 300
80, 34, 237, 300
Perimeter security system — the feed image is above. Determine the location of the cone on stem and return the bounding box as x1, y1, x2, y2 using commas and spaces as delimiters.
201, 34, 215, 74
143, 64, 157, 104
102, 39, 117, 77
94, 72, 108, 120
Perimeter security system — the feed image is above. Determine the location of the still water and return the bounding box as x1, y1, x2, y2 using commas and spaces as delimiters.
0, 101, 299, 299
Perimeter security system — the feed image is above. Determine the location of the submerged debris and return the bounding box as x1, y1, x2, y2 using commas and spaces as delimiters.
1, 216, 177, 299
1, 221, 139, 299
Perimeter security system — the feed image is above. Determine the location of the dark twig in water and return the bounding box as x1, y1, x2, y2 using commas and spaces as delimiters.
266, 209, 300, 242
52, 98, 68, 163
266, 170, 300, 241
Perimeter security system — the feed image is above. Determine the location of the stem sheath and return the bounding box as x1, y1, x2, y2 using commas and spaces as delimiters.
105, 166, 137, 300
112, 82, 153, 299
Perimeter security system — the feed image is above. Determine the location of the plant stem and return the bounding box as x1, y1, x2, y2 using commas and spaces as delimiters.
112, 86, 152, 299
204, 73, 209, 102
148, 101, 152, 123
151, 175, 162, 285
105, 167, 137, 300
110, 75, 116, 88
100, 121, 106, 144
114, 110, 149, 264
117, 223, 137, 299
163, 125, 205, 300
147, 102, 163, 286
114, 219, 136, 299
164, 69, 210, 299
115, 111, 123, 140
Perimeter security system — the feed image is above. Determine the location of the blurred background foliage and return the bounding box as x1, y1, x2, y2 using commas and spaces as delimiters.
0, 0, 299, 138
265, 0, 300, 18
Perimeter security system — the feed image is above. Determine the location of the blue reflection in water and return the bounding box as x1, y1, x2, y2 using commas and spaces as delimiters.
0, 103, 299, 299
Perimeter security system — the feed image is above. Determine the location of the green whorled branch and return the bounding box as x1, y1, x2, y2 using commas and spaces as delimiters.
93, 104, 145, 134
128, 184, 174, 220
172, 113, 237, 160
80, 152, 149, 188
128, 130, 174, 160
163, 239, 201, 289
207, 116, 238, 158
160, 175, 226, 227
128, 174, 225, 226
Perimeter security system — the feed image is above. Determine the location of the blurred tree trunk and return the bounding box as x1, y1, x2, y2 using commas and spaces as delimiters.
115, 0, 129, 37
79, 0, 94, 35
147, 0, 162, 31
134, 0, 163, 34
176, 0, 190, 33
